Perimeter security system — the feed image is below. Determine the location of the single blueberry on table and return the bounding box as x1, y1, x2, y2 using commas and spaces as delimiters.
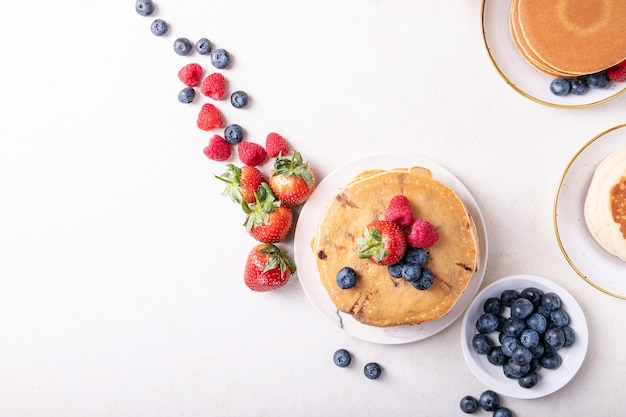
211, 48, 231, 69
173, 37, 193, 56
550, 77, 571, 96
500, 289, 519, 307
472, 333, 492, 355
550, 308, 570, 327
412, 267, 434, 290
224, 124, 245, 145
195, 37, 212, 55
570, 77, 589, 95
135, 0, 154, 16
476, 312, 500, 334
483, 297, 503, 315
404, 247, 427, 266
333, 349, 351, 368
518, 371, 538, 389
478, 390, 500, 412
150, 19, 168, 36
363, 362, 382, 380
336, 267, 357, 289
401, 263, 421, 282
387, 262, 404, 278
460, 395, 479, 414
230, 90, 249, 108
587, 72, 609, 89
510, 297, 534, 320
493, 407, 513, 417
177, 87, 195, 104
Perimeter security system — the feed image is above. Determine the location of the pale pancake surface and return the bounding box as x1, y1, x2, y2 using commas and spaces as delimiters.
311, 167, 479, 327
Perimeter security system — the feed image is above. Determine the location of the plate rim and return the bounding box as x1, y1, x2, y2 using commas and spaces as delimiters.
293, 153, 488, 344
460, 274, 589, 399
481, 0, 626, 108
553, 123, 626, 300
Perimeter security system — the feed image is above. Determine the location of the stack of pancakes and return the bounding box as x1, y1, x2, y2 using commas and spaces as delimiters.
584, 147, 626, 262
311, 167, 479, 328
509, 0, 626, 77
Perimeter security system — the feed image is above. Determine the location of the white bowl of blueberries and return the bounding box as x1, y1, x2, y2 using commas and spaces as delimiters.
461, 274, 588, 399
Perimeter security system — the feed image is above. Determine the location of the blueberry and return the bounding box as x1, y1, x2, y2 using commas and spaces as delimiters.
540, 351, 562, 369
493, 407, 513, 417
173, 37, 193, 56
387, 262, 404, 278
541, 292, 561, 311
363, 362, 382, 380
520, 287, 544, 306
487, 346, 507, 366
562, 326, 576, 347
211, 48, 231, 69
333, 349, 351, 367
530, 342, 545, 359
502, 317, 526, 338
503, 358, 530, 378
510, 297, 534, 320
536, 303, 552, 318
544, 327, 565, 349
478, 390, 500, 412
550, 308, 570, 327
550, 77, 571, 96
476, 312, 500, 334
412, 267, 434, 290
526, 312, 547, 333
570, 77, 589, 95
195, 37, 212, 55
500, 335, 520, 357
150, 19, 168, 36
520, 329, 540, 349
336, 267, 357, 289
230, 91, 249, 108
512, 346, 533, 366
587, 72, 609, 88
135, 0, 154, 16
483, 297, 503, 315
472, 333, 492, 355
224, 124, 245, 145
177, 87, 195, 104
460, 395, 479, 414
401, 263, 421, 282
404, 247, 427, 266
518, 371, 538, 389
500, 289, 519, 307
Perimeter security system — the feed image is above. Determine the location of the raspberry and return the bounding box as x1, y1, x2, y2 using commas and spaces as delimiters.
197, 103, 224, 131
384, 195, 414, 228
407, 219, 439, 248
203, 135, 231, 161
265, 132, 290, 157
177, 63, 203, 87
200, 72, 226, 100
607, 60, 626, 82
238, 142, 267, 166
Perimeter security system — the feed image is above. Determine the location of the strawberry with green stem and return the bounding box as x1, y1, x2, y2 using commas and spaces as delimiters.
215, 164, 265, 205
244, 182, 293, 243
244, 243, 296, 291
268, 151, 316, 206
357, 220, 407, 265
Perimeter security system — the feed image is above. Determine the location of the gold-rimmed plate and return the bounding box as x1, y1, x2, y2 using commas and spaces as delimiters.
482, 0, 626, 108
554, 124, 626, 299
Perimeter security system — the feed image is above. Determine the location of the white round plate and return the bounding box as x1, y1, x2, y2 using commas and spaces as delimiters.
293, 154, 488, 344
461, 274, 588, 399
554, 124, 626, 300
481, 0, 626, 108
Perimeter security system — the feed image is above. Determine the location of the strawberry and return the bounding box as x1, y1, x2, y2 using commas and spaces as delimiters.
244, 183, 293, 243
357, 220, 407, 265
607, 60, 626, 82
407, 219, 439, 248
268, 151, 316, 206
244, 243, 296, 292
215, 164, 265, 204
238, 142, 267, 166
384, 195, 414, 228
202, 134, 230, 161
197, 103, 224, 131
178, 63, 203, 87
200, 72, 226, 100
265, 132, 290, 157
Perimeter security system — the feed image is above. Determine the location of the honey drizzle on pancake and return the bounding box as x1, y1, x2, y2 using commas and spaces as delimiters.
610, 176, 626, 239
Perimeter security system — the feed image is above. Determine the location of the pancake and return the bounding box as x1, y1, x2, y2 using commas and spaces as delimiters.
311, 167, 479, 327
516, 0, 626, 75
584, 147, 626, 262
